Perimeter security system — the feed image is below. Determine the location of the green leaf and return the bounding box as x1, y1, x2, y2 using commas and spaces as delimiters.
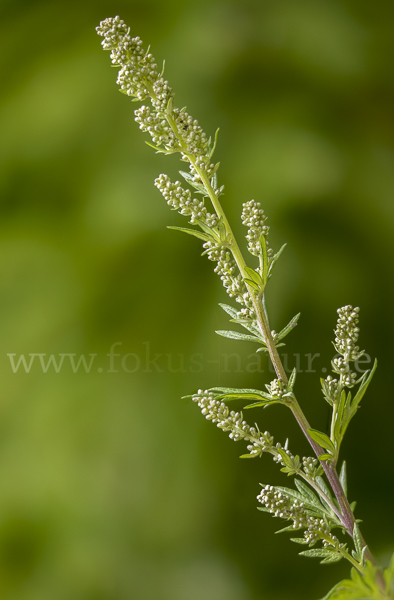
274, 486, 317, 509
294, 479, 319, 503
256, 343, 285, 352
219, 393, 270, 402
244, 401, 271, 409
260, 235, 269, 285
243, 278, 261, 292
333, 361, 377, 457
318, 454, 333, 461
268, 243, 287, 278
276, 313, 301, 341
215, 330, 263, 343
353, 523, 363, 556
288, 368, 297, 391
300, 548, 334, 558
275, 524, 296, 534
277, 448, 294, 469
333, 390, 349, 446
308, 429, 336, 454
239, 453, 258, 459
167, 226, 212, 242
384, 552, 394, 595
209, 127, 220, 159
339, 461, 348, 497
315, 477, 335, 504
209, 386, 265, 395
350, 359, 377, 415
219, 304, 261, 335
218, 303, 238, 319
179, 170, 207, 194
244, 266, 263, 287
196, 218, 221, 238
290, 537, 310, 545
320, 553, 343, 564
319, 563, 380, 599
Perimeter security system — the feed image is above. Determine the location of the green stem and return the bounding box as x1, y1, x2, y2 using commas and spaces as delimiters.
189, 160, 287, 380
340, 547, 365, 575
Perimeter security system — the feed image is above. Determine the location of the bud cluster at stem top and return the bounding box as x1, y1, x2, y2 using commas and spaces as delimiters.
322, 306, 365, 404
241, 200, 272, 257
334, 305, 362, 360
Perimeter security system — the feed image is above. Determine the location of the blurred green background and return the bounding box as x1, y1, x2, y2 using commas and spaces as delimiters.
0, 0, 393, 598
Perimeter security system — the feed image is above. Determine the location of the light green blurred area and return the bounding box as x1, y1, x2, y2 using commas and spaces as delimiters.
0, 1, 393, 598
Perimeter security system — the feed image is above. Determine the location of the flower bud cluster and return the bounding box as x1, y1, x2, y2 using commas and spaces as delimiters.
191, 391, 274, 452
151, 78, 174, 112
189, 159, 216, 184
334, 306, 362, 360
266, 378, 287, 399
241, 200, 272, 257
97, 17, 211, 160
257, 486, 340, 547
236, 299, 256, 321
96, 16, 129, 50
303, 517, 338, 547
202, 242, 255, 319
323, 375, 339, 401
97, 17, 159, 102
257, 486, 308, 528
329, 305, 364, 388
172, 110, 210, 157
155, 174, 218, 226
134, 106, 175, 148
302, 456, 320, 478
272, 442, 294, 465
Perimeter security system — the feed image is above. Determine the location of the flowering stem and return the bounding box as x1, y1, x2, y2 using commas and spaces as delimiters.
97, 18, 390, 597
183, 156, 378, 560
187, 158, 355, 524
161, 102, 383, 572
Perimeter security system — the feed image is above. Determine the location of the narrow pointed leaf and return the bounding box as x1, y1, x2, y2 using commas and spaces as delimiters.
288, 368, 297, 391
318, 454, 333, 461
320, 553, 343, 564
350, 359, 377, 414
353, 523, 363, 556
276, 313, 301, 341
215, 330, 263, 343
339, 461, 348, 497
308, 429, 336, 454
209, 386, 265, 395
244, 267, 263, 286
167, 226, 212, 241
294, 478, 319, 503
299, 549, 334, 558
244, 279, 261, 292
268, 244, 287, 278
260, 234, 269, 285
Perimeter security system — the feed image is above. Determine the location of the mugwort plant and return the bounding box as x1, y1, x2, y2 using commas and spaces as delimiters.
97, 16, 393, 599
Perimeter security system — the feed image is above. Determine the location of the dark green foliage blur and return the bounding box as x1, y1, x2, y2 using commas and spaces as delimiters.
0, 0, 393, 598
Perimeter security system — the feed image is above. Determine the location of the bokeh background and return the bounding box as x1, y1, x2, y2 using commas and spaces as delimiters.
0, 0, 393, 598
